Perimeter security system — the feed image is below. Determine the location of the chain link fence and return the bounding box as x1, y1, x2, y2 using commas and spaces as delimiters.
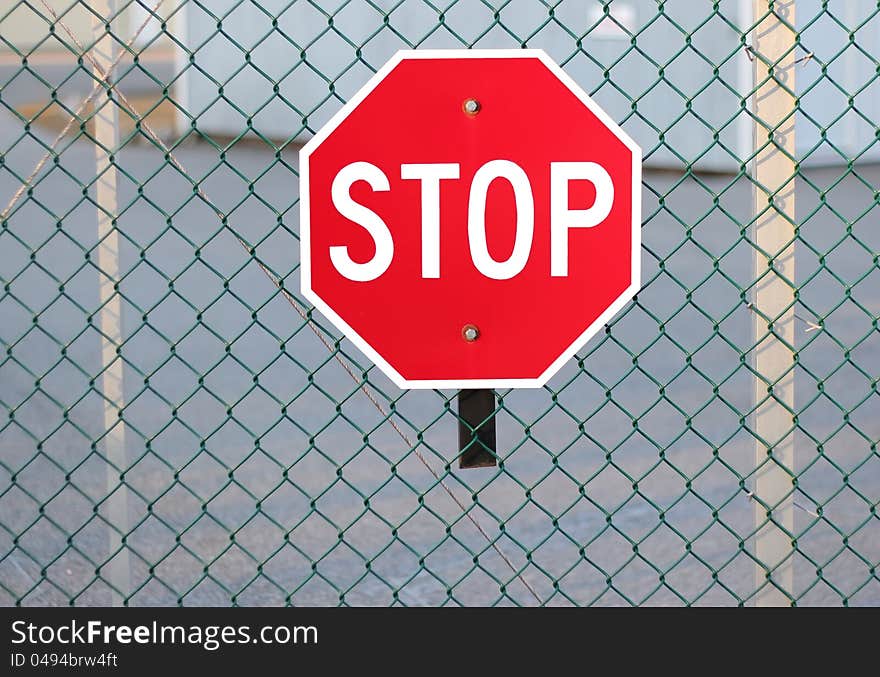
0, 0, 877, 606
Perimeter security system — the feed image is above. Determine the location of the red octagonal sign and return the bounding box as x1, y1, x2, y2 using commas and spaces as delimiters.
301, 50, 641, 388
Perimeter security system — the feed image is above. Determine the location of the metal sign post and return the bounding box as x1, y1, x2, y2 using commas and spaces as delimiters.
458, 389, 497, 469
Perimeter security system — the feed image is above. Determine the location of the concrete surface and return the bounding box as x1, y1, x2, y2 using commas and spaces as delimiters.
0, 81, 878, 606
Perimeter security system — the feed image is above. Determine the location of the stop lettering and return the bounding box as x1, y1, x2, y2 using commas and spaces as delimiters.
300, 50, 641, 388
329, 159, 614, 281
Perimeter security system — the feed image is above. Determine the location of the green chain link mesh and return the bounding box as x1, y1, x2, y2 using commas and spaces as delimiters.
0, 0, 877, 606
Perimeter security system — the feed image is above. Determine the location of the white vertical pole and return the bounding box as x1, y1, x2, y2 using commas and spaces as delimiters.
737, 0, 755, 164
844, 2, 857, 152
128, 0, 161, 48
751, 0, 796, 606
173, 2, 190, 139
91, 0, 130, 606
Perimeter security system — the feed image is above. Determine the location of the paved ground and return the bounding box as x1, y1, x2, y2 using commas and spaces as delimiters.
0, 67, 878, 606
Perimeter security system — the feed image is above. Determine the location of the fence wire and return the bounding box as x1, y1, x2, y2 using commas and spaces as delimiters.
0, 0, 878, 606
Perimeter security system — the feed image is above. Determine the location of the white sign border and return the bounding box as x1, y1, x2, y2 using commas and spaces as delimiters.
300, 49, 641, 390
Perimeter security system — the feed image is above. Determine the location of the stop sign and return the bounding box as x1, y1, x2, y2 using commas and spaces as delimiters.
300, 50, 640, 389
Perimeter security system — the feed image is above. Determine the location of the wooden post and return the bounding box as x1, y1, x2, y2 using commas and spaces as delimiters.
751, 0, 796, 606
91, 0, 130, 606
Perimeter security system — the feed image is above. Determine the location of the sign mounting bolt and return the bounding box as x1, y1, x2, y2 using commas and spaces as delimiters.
463, 98, 481, 116
462, 324, 480, 342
